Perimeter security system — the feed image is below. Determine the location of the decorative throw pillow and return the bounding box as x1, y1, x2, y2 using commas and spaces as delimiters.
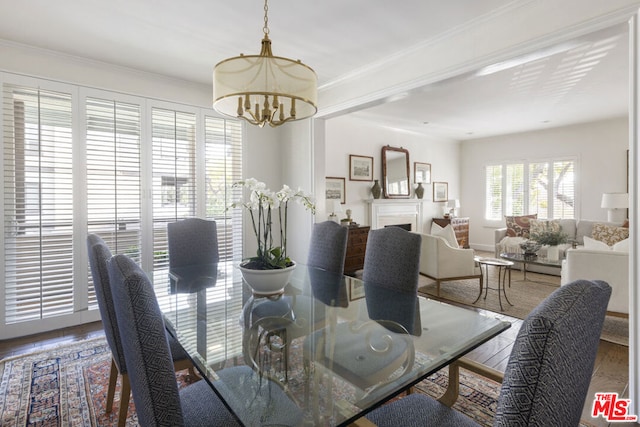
505, 214, 537, 238
430, 222, 459, 248
529, 219, 561, 237
592, 223, 629, 246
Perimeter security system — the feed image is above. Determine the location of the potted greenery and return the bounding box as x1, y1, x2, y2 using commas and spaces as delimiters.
530, 229, 568, 261
228, 178, 315, 295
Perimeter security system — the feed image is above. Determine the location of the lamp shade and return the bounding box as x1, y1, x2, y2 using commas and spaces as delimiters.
601, 193, 628, 209
213, 45, 317, 126
447, 199, 460, 209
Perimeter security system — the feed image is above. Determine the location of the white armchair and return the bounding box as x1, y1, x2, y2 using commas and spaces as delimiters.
561, 248, 629, 315
417, 233, 483, 296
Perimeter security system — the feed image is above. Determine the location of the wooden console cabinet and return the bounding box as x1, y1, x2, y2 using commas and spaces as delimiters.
432, 217, 470, 248
344, 226, 370, 276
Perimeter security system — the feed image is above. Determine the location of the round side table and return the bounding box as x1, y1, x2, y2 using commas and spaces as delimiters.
474, 256, 514, 311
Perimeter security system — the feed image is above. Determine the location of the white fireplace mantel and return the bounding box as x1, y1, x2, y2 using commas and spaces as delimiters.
366, 199, 425, 233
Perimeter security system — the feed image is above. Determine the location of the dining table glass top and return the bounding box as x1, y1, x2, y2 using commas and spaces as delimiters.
159, 262, 510, 427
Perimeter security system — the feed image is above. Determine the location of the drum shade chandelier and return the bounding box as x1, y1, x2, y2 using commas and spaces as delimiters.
213, 0, 318, 128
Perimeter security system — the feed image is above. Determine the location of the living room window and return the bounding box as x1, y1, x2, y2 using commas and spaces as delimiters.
485, 158, 576, 220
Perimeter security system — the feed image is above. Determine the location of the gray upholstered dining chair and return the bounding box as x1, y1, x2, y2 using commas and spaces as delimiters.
307, 220, 349, 273
107, 253, 302, 427
87, 234, 195, 427
365, 279, 612, 427
167, 218, 219, 291
304, 226, 422, 392
362, 226, 422, 334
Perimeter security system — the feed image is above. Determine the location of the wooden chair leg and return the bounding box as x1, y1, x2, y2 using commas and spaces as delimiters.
118, 373, 131, 427
106, 358, 118, 412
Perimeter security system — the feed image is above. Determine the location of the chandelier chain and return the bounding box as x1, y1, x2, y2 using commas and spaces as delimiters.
263, 0, 269, 35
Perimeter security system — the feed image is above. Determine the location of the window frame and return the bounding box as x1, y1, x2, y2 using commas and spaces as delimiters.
0, 73, 244, 339
485, 156, 579, 222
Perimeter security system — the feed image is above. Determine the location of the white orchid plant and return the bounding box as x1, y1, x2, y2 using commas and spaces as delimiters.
229, 178, 316, 269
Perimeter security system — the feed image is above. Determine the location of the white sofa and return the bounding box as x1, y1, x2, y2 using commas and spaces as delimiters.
561, 248, 629, 315
417, 232, 482, 296
494, 219, 617, 276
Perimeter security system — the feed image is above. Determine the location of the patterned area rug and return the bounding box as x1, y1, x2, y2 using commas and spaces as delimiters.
0, 337, 504, 426
0, 337, 183, 427
0, 337, 603, 426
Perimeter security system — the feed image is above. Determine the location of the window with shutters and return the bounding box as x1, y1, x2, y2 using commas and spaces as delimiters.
151, 108, 197, 274
3, 84, 74, 324
86, 96, 142, 308
148, 109, 245, 365
485, 158, 576, 220
1, 75, 244, 339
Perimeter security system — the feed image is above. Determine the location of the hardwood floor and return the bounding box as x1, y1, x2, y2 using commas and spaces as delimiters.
463, 307, 631, 427
0, 313, 631, 426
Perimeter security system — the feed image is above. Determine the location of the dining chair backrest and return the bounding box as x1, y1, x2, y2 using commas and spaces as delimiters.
108, 254, 185, 426
168, 218, 219, 268
307, 221, 349, 273
362, 226, 422, 334
494, 279, 611, 426
87, 234, 127, 373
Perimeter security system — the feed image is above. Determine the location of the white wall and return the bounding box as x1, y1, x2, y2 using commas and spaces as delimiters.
325, 115, 460, 232
461, 117, 629, 251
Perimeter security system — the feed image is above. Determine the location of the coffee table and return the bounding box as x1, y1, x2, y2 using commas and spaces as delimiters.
500, 252, 563, 281
474, 256, 513, 311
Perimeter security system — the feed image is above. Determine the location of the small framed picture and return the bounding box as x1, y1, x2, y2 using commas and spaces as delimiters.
348, 277, 365, 301
414, 162, 431, 184
349, 155, 374, 181
326, 177, 346, 203
433, 181, 448, 202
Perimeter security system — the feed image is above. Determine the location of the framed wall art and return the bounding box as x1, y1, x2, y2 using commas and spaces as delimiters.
433, 181, 448, 202
414, 162, 431, 184
326, 177, 346, 203
349, 155, 374, 181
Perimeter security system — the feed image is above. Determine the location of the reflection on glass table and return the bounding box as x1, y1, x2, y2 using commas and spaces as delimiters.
161, 263, 510, 427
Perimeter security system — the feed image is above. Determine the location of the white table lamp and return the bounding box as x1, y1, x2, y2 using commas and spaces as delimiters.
601, 193, 628, 223
446, 199, 460, 218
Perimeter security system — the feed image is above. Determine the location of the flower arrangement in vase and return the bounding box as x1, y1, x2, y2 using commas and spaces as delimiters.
229, 178, 315, 294
530, 230, 568, 246
530, 229, 568, 261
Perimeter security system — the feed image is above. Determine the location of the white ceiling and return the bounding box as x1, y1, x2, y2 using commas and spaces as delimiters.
0, 0, 629, 140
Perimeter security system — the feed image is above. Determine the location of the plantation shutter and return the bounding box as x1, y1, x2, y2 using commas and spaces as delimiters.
3, 84, 74, 323
204, 116, 243, 261
505, 164, 524, 216
202, 116, 244, 363
552, 160, 575, 219
529, 161, 549, 218
485, 164, 502, 220
86, 97, 142, 306
151, 108, 197, 271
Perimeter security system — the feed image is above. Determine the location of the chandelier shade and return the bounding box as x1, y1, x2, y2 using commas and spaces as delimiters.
212, 0, 317, 128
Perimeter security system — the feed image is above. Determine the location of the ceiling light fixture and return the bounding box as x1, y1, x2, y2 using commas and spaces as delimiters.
212, 0, 317, 128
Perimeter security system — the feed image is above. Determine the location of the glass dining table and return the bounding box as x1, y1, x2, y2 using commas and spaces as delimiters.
159, 262, 510, 427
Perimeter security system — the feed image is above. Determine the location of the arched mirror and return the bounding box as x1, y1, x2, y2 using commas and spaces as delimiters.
382, 145, 410, 198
